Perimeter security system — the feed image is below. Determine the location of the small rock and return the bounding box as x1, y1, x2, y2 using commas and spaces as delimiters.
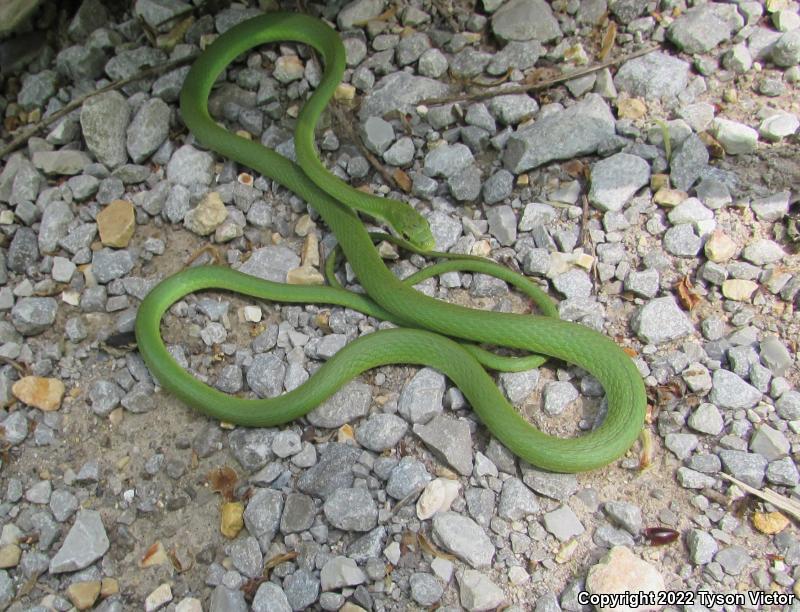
457, 569, 505, 612
589, 153, 650, 212
413, 415, 473, 476
631, 297, 693, 345
49, 510, 110, 573
320, 556, 366, 591
586, 546, 665, 611
80, 90, 131, 168
416, 478, 461, 520
713, 118, 759, 155
432, 512, 494, 568
97, 199, 135, 247
323, 487, 377, 532
543, 505, 585, 541
11, 376, 65, 411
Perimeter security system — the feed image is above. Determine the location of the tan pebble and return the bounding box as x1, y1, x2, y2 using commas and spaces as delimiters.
183, 191, 227, 236
334, 83, 356, 101
301, 233, 320, 268
287, 265, 325, 285
12, 376, 65, 411
100, 577, 119, 597
242, 305, 262, 323
555, 539, 579, 563
650, 173, 670, 191
705, 229, 737, 263
214, 221, 243, 243
220, 501, 244, 539
175, 598, 203, 612
516, 174, 529, 186
97, 199, 135, 248
653, 187, 688, 207
722, 279, 758, 301
0, 210, 15, 224
0, 544, 21, 568
586, 546, 665, 612
145, 583, 173, 612
574, 253, 595, 270
377, 240, 399, 259
238, 172, 253, 186
617, 97, 647, 120
753, 511, 790, 534
66, 581, 101, 610
417, 478, 461, 520
295, 214, 316, 237
108, 407, 124, 426
274, 55, 304, 82
471, 240, 492, 257
340, 604, 368, 612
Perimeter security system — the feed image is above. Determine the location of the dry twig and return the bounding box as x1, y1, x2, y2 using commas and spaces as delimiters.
417, 45, 660, 107
719, 472, 800, 522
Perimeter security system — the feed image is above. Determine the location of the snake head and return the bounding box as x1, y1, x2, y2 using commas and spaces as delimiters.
391, 207, 436, 251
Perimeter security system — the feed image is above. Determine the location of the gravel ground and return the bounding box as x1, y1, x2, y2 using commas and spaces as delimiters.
0, 0, 799, 610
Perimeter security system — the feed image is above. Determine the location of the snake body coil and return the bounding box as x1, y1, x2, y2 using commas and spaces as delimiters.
134, 12, 647, 473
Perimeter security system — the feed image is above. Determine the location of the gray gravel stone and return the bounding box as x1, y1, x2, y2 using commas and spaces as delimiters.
356, 413, 408, 451
359, 72, 449, 120
667, 2, 743, 54
777, 391, 800, 420
631, 297, 693, 345
244, 488, 284, 549
614, 52, 690, 101
38, 201, 74, 254
297, 443, 361, 499
603, 501, 643, 534
413, 415, 473, 476
280, 493, 315, 534
749, 424, 790, 462
715, 545, 751, 575
237, 246, 300, 283
767, 457, 799, 486
80, 91, 130, 168
361, 116, 394, 155
709, 369, 762, 409
760, 336, 793, 376
498, 477, 539, 520
337, 0, 385, 29
588, 153, 650, 212
398, 367, 445, 423
688, 529, 718, 564
410, 572, 443, 606
542, 381, 579, 416
504, 94, 615, 173
424, 143, 475, 178
49, 510, 109, 573
228, 535, 263, 579
246, 353, 285, 398
252, 582, 291, 612
320, 556, 366, 591
383, 137, 415, 166
432, 512, 494, 568
458, 569, 505, 611
386, 456, 431, 499
543, 505, 584, 541
126, 98, 170, 163
771, 30, 800, 67
719, 450, 767, 488
166, 144, 214, 187
491, 0, 561, 43
486, 204, 517, 245
307, 381, 370, 428
687, 403, 723, 435
751, 191, 790, 222
283, 569, 319, 612
18, 70, 57, 109
323, 487, 377, 531
663, 223, 702, 257
521, 466, 578, 501
11, 297, 58, 336
92, 248, 134, 284
8, 228, 39, 273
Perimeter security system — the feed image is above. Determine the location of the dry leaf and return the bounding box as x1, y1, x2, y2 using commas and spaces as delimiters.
338, 423, 355, 443
168, 545, 194, 573
418, 532, 457, 561
264, 551, 298, 572
676, 275, 701, 311
562, 159, 588, 179
392, 168, 412, 192
598, 21, 617, 61
699, 131, 725, 158
208, 466, 238, 502
139, 541, 169, 568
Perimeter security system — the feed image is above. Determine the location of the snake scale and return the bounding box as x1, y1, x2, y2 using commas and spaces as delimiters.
134, 12, 646, 473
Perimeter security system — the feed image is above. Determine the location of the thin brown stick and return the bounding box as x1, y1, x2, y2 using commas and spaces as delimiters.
0, 53, 199, 160
417, 44, 660, 107
719, 472, 800, 522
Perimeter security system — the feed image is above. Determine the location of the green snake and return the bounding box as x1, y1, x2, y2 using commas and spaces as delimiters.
134, 12, 646, 473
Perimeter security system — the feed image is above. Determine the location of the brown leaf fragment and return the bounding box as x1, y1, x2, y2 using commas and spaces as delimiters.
392, 168, 412, 193
598, 21, 617, 61
676, 275, 700, 311
208, 466, 238, 502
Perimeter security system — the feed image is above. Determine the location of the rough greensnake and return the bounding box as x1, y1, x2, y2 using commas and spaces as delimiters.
134, 12, 647, 473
